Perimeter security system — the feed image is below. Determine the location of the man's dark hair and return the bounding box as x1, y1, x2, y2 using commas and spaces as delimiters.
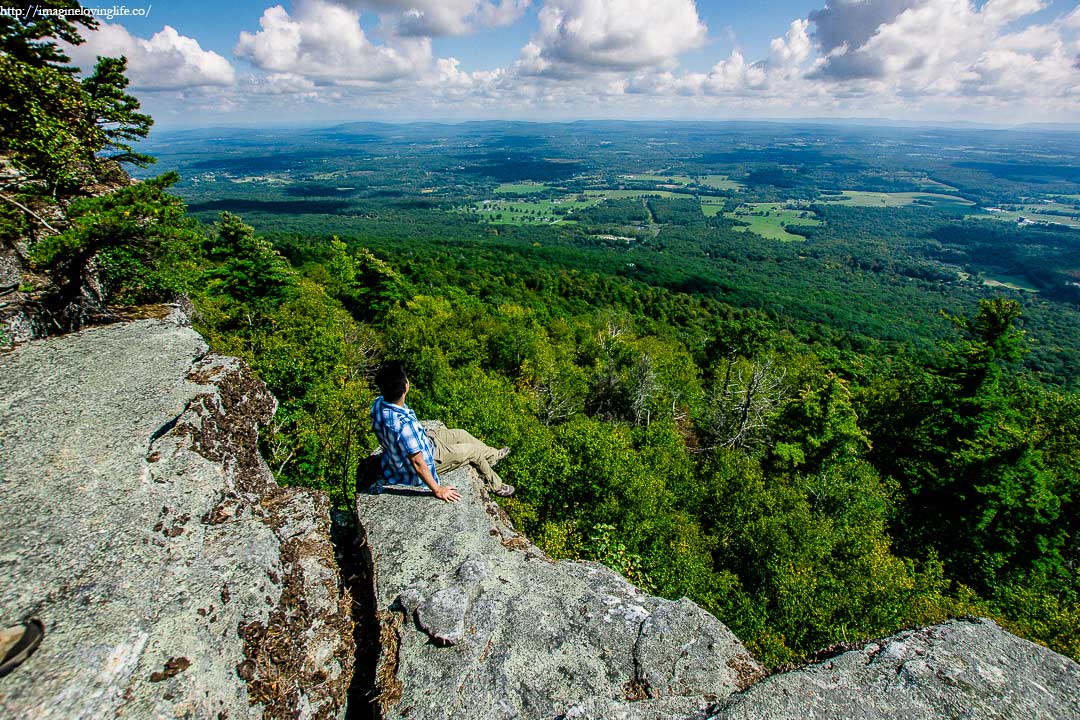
375, 361, 408, 401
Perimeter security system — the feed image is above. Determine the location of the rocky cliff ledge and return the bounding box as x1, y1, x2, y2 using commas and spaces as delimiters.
356, 466, 765, 720
708, 617, 1080, 720
0, 311, 354, 719
357, 467, 1080, 720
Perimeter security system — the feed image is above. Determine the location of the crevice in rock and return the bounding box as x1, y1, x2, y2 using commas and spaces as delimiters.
332, 510, 380, 720
237, 488, 353, 719
628, 615, 652, 701
149, 414, 180, 443
373, 609, 405, 716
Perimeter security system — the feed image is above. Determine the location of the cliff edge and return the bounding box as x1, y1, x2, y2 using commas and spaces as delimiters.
356, 461, 765, 720
0, 311, 354, 719
357, 465, 1080, 720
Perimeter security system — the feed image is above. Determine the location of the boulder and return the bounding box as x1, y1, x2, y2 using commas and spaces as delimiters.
0, 311, 354, 719
708, 617, 1080, 720
355, 465, 764, 720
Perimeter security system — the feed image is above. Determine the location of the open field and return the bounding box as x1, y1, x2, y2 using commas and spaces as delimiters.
625, 174, 694, 185
469, 186, 702, 224
463, 196, 600, 225
700, 198, 728, 217
1011, 201, 1079, 213
622, 174, 743, 191
494, 182, 550, 194
698, 174, 744, 191
820, 191, 975, 209
724, 202, 822, 241
918, 178, 960, 191
584, 189, 684, 200
973, 202, 1080, 228
982, 273, 1040, 292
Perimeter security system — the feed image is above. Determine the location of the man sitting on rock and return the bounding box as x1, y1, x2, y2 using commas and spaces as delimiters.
371, 361, 514, 502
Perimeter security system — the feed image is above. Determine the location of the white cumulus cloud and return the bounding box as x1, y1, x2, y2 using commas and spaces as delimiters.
234, 0, 432, 82
799, 0, 1079, 115
768, 19, 812, 70
809, 0, 922, 57
520, 0, 708, 75
349, 0, 531, 36
64, 24, 235, 89
807, 0, 1060, 83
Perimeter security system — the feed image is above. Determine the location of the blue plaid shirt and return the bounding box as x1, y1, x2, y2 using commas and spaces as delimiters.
370, 396, 440, 491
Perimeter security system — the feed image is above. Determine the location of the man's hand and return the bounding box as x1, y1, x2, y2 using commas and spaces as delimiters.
408, 450, 460, 503
433, 484, 461, 503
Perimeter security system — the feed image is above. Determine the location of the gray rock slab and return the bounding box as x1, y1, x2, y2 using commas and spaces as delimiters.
355, 466, 762, 720
636, 598, 760, 701
0, 317, 353, 719
708, 618, 1080, 720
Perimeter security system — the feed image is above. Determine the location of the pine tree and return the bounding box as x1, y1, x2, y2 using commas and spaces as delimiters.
82, 56, 153, 166
0, 1, 96, 70
205, 213, 295, 306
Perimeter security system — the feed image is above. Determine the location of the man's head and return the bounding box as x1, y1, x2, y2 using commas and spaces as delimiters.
375, 361, 408, 402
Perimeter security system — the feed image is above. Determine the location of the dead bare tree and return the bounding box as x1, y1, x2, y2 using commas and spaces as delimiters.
532, 379, 578, 426
704, 355, 787, 451
629, 353, 660, 427
596, 314, 627, 357
340, 320, 380, 382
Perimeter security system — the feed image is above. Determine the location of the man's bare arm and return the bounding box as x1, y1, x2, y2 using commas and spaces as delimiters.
409, 451, 461, 502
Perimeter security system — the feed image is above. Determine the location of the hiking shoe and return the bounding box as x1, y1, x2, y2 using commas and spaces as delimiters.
492, 447, 510, 466
0, 620, 44, 678
492, 484, 515, 497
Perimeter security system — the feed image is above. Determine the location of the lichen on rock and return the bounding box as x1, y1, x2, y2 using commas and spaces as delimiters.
707, 617, 1080, 720
0, 314, 354, 719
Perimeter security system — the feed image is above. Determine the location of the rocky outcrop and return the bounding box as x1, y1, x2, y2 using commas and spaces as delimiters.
0, 222, 42, 347
357, 466, 1080, 720
0, 310, 354, 719
0, 155, 54, 346
708, 617, 1080, 720
355, 467, 765, 720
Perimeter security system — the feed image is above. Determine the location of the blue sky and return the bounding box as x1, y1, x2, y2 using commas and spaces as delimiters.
63, 0, 1080, 127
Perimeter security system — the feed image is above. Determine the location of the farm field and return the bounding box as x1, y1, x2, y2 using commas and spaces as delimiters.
982, 273, 1041, 292
973, 201, 1080, 228
724, 202, 822, 241
624, 174, 694, 185
821, 191, 975, 209
463, 197, 599, 224
584, 189, 684, 200
622, 174, 743, 191
495, 182, 550, 194
698, 174, 744, 191
917, 178, 960, 190
700, 198, 728, 217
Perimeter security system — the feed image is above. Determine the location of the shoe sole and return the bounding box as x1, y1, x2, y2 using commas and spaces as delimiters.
0, 620, 44, 678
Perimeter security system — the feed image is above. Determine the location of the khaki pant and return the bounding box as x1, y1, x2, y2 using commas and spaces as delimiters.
427, 427, 504, 491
